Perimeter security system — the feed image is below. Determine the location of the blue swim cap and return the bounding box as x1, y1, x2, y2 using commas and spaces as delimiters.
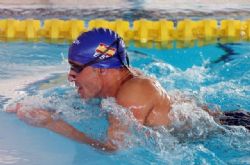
68, 28, 128, 68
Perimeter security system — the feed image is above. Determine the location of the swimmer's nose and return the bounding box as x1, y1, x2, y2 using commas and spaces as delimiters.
68, 70, 76, 82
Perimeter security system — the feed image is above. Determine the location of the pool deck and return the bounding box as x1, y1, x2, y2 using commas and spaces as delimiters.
0, 0, 249, 8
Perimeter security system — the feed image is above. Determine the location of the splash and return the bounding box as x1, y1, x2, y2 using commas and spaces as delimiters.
3, 80, 250, 164
4, 85, 96, 122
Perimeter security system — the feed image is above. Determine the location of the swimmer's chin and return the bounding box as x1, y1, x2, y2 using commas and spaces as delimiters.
78, 92, 96, 101
77, 89, 89, 99
78, 93, 89, 100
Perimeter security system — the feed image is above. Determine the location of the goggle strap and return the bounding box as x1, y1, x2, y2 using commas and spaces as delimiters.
126, 52, 130, 67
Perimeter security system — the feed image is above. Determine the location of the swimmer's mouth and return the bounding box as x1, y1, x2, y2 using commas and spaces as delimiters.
76, 86, 83, 95
73, 83, 86, 97
74, 84, 81, 93
74, 83, 79, 89
78, 87, 83, 92
76, 86, 81, 92
69, 82, 84, 96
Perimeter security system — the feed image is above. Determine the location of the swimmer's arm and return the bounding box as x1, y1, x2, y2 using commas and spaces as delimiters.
6, 104, 119, 152
48, 114, 129, 152
44, 118, 119, 152
48, 114, 130, 152
107, 114, 129, 149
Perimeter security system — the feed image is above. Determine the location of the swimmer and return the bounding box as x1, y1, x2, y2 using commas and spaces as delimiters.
6, 28, 250, 152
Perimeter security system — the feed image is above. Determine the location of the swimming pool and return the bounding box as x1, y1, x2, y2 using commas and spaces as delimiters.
1, 2, 250, 164
0, 37, 249, 164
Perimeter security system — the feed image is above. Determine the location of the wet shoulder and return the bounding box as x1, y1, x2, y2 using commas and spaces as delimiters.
121, 76, 158, 94
116, 76, 159, 106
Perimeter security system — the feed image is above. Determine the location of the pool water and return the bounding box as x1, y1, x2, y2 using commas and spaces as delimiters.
0, 40, 250, 165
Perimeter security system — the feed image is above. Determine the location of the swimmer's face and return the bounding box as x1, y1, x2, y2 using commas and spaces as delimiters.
68, 61, 102, 99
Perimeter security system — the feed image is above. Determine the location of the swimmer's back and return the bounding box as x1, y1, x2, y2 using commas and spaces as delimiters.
116, 75, 172, 127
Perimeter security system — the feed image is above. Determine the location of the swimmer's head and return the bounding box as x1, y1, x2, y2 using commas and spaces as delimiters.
68, 28, 129, 72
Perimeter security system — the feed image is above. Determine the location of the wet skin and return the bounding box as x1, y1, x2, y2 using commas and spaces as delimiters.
68, 60, 172, 126
6, 60, 173, 151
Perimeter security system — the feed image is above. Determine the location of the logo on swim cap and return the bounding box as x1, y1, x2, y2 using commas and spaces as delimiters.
94, 43, 117, 60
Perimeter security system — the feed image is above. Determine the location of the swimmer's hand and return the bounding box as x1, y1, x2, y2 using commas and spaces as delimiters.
5, 103, 23, 113
5, 103, 53, 127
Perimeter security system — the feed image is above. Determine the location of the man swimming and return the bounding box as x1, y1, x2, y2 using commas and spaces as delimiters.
6, 28, 250, 151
